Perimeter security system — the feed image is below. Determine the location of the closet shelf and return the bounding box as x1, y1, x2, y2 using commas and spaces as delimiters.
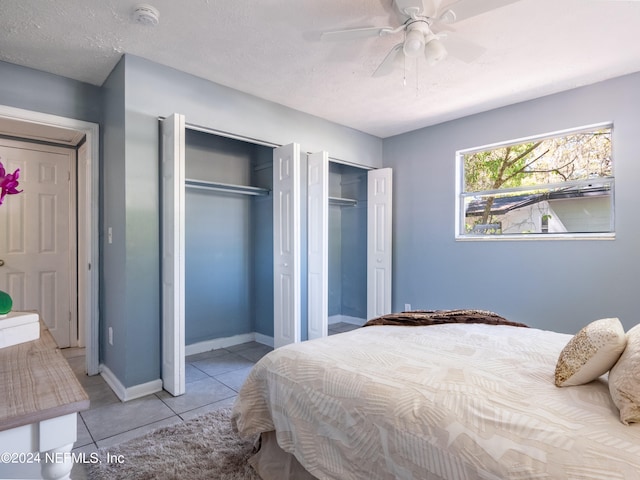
329, 196, 357, 207
185, 179, 270, 196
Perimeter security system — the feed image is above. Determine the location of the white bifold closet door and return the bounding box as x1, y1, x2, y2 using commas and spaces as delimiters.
307, 154, 393, 340
367, 168, 393, 319
273, 143, 302, 349
161, 113, 186, 397
307, 151, 329, 341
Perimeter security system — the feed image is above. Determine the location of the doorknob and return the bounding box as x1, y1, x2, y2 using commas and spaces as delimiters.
0, 260, 4, 267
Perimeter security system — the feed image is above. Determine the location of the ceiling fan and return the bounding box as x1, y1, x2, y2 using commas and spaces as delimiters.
321, 0, 524, 77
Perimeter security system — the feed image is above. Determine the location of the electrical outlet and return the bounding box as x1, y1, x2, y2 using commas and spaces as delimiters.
404, 303, 411, 311
108, 327, 113, 346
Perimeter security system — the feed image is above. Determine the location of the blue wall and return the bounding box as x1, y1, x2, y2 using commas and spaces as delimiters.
184, 129, 274, 344
383, 72, 640, 334
0, 55, 381, 389
7, 54, 638, 391
100, 58, 129, 384
0, 61, 101, 122
0, 60, 111, 370
100, 54, 382, 387
251, 146, 275, 338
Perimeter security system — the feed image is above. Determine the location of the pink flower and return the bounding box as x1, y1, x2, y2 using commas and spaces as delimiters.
0, 159, 22, 206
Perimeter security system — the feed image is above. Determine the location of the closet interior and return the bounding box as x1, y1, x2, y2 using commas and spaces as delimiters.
184, 128, 274, 347
328, 161, 369, 327
182, 131, 371, 343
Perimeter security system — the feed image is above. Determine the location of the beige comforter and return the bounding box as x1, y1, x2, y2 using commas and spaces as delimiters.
231, 324, 640, 479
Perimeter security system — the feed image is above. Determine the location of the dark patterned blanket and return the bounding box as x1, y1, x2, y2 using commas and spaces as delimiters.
363, 309, 528, 328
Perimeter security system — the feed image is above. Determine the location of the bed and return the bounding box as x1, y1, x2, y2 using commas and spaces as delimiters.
231, 312, 640, 480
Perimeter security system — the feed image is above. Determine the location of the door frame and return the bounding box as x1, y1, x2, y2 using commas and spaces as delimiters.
0, 105, 100, 375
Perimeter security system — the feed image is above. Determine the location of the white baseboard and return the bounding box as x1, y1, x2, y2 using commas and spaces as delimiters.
185, 333, 254, 356
100, 331, 276, 402
185, 332, 274, 356
99, 364, 163, 402
254, 332, 274, 348
329, 315, 366, 326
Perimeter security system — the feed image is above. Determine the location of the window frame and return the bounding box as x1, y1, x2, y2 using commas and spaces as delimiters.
455, 122, 615, 241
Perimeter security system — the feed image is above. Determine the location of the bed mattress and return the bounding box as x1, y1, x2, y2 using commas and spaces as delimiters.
232, 323, 640, 479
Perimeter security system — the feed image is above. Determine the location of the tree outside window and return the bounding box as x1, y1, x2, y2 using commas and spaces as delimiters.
457, 124, 613, 239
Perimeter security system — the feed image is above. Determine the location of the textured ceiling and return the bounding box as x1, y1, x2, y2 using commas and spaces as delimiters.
1, 0, 640, 138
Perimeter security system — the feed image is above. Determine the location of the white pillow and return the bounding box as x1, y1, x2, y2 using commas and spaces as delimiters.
609, 323, 640, 425
554, 317, 626, 387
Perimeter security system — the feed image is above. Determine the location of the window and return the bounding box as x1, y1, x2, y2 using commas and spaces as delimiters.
456, 124, 614, 240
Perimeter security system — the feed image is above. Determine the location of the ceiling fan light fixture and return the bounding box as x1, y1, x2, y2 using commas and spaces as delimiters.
403, 28, 425, 57
424, 37, 447, 66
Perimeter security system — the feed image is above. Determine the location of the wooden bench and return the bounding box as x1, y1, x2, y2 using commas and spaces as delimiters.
0, 318, 90, 480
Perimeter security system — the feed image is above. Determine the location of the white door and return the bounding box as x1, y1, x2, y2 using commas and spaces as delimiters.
307, 151, 329, 340
161, 113, 186, 396
367, 168, 393, 319
273, 143, 301, 348
0, 138, 76, 347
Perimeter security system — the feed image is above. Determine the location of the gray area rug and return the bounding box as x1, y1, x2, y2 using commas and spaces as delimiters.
86, 407, 260, 480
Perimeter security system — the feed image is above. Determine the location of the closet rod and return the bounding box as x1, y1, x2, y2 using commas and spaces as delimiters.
329, 196, 357, 207
185, 179, 270, 196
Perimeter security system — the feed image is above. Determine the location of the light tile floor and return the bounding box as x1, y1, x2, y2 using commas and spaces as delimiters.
64, 322, 359, 455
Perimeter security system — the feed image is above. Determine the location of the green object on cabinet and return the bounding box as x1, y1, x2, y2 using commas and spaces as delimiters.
0, 290, 12, 315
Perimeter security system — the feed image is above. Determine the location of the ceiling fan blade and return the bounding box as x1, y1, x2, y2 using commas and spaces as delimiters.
373, 43, 404, 77
443, 0, 523, 23
439, 32, 486, 63
321, 26, 393, 42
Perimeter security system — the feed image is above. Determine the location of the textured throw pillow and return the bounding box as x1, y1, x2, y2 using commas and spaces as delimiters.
554, 317, 626, 387
609, 323, 640, 425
